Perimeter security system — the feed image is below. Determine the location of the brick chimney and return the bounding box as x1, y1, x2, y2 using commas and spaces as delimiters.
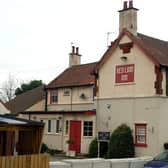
69, 46, 81, 67
118, 0, 139, 35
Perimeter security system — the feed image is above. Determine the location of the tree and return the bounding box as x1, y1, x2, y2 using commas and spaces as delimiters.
15, 80, 44, 96
0, 74, 18, 102
107, 124, 135, 158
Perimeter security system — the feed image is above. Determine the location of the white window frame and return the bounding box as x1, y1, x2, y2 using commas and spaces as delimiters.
83, 121, 93, 137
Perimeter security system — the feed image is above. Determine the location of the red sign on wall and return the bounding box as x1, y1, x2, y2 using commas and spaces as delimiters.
115, 64, 134, 83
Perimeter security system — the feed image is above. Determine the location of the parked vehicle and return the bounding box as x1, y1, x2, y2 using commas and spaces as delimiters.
144, 151, 168, 168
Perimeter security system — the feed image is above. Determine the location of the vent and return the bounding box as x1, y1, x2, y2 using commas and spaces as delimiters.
80, 93, 86, 99
64, 90, 70, 96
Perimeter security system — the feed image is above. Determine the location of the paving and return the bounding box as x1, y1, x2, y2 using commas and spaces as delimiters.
49, 153, 88, 162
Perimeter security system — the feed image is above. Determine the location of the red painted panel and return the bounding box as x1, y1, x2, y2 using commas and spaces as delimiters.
5, 131, 15, 156
69, 121, 81, 153
115, 64, 134, 83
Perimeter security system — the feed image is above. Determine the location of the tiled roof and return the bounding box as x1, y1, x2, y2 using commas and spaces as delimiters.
95, 30, 168, 71
0, 114, 44, 125
136, 33, 168, 66
5, 85, 45, 114
46, 62, 97, 89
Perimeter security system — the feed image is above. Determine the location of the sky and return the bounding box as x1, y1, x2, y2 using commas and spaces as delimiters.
0, 0, 168, 86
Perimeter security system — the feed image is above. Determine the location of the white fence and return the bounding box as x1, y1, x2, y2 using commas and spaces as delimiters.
50, 157, 152, 168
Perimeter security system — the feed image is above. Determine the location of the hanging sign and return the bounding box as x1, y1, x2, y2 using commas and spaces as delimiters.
115, 64, 134, 83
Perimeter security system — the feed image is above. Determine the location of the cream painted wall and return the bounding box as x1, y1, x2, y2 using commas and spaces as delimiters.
26, 99, 45, 111
0, 102, 10, 114
158, 98, 168, 153
20, 113, 96, 154
96, 97, 162, 157
48, 103, 95, 111
98, 35, 159, 99
47, 86, 95, 111
58, 87, 94, 104
48, 86, 94, 105
97, 34, 168, 157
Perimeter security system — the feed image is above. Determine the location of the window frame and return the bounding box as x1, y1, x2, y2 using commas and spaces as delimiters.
64, 120, 69, 135
56, 119, 61, 134
48, 120, 52, 133
50, 90, 58, 104
83, 121, 93, 137
135, 123, 147, 147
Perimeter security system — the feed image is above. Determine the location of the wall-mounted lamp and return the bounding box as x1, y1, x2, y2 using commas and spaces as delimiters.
120, 56, 127, 61
107, 104, 111, 109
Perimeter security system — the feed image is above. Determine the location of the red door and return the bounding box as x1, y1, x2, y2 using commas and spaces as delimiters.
69, 121, 81, 153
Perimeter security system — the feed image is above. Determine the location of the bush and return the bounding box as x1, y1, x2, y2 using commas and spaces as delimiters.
40, 143, 61, 155
88, 138, 108, 158
41, 143, 49, 153
164, 142, 168, 150
107, 124, 135, 158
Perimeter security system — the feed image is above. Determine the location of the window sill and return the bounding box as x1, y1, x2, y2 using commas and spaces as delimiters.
83, 136, 93, 139
134, 143, 147, 147
114, 82, 136, 86
46, 132, 61, 135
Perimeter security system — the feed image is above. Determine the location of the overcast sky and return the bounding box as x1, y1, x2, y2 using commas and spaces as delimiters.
0, 0, 168, 86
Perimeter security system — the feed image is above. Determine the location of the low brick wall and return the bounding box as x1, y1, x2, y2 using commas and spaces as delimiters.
50, 157, 152, 168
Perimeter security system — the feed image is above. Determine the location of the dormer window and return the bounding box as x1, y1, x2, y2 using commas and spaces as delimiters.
50, 90, 58, 104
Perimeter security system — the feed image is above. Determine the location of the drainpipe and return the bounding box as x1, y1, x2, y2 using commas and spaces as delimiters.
45, 90, 48, 112
28, 112, 31, 120
70, 88, 72, 111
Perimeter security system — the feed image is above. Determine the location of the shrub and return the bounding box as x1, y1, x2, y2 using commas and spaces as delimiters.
40, 143, 61, 155
40, 143, 49, 153
88, 138, 108, 158
107, 124, 135, 158
164, 142, 168, 150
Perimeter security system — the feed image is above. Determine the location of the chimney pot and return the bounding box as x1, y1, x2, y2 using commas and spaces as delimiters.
76, 47, 79, 55
129, 0, 133, 8
72, 46, 75, 53
123, 1, 128, 9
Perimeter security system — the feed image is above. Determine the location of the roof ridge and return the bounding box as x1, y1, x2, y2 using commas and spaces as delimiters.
138, 32, 168, 43
11, 85, 45, 101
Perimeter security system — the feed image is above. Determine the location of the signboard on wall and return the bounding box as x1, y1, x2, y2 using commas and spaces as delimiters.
115, 64, 134, 83
98, 131, 110, 141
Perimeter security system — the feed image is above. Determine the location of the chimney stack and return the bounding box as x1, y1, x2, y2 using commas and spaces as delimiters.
123, 1, 127, 9
69, 46, 81, 67
129, 0, 133, 8
118, 1, 138, 35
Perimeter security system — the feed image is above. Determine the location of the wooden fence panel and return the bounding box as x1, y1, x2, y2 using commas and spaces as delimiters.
0, 154, 49, 168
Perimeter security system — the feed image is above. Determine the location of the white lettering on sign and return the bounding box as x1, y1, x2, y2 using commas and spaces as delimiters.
115, 64, 134, 83
121, 74, 128, 81
116, 65, 134, 74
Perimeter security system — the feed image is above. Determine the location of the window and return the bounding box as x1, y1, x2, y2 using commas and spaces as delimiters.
135, 123, 147, 147
56, 120, 60, 133
65, 120, 69, 135
50, 90, 58, 104
83, 121, 93, 137
64, 90, 70, 96
48, 120, 51, 133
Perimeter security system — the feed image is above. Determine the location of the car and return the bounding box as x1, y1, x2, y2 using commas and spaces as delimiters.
144, 151, 168, 168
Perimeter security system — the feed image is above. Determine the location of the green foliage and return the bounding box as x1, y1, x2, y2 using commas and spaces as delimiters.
107, 124, 135, 158
41, 143, 49, 153
15, 80, 43, 95
88, 138, 108, 158
40, 143, 61, 156
164, 142, 168, 150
